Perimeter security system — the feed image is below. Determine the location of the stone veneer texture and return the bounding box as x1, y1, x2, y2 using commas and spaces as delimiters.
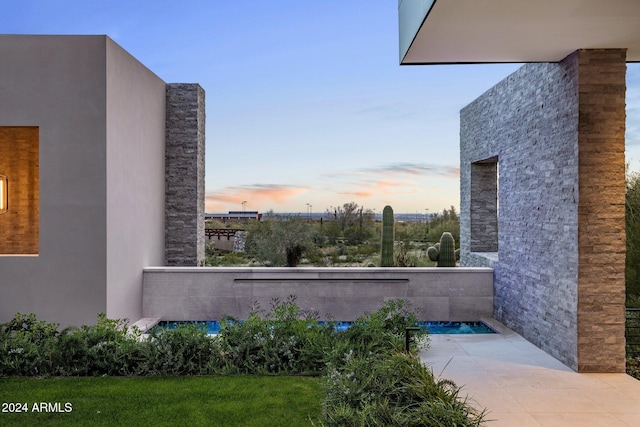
576, 50, 626, 372
460, 49, 626, 372
165, 84, 205, 266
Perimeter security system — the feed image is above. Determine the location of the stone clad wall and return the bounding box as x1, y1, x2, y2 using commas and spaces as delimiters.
165, 84, 206, 266
460, 49, 626, 372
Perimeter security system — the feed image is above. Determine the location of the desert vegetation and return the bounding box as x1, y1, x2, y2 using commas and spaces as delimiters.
205, 203, 460, 268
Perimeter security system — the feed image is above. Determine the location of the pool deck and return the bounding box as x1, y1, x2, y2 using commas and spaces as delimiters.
420, 318, 640, 426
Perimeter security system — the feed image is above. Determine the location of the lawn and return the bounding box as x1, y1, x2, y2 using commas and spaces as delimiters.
0, 376, 323, 426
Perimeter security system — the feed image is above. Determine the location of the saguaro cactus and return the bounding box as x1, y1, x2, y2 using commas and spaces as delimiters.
380, 205, 394, 267
427, 232, 460, 267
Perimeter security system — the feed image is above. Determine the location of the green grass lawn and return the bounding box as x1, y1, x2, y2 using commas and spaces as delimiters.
0, 376, 323, 426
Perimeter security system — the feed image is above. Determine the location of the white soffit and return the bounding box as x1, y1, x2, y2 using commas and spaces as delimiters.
400, 0, 640, 64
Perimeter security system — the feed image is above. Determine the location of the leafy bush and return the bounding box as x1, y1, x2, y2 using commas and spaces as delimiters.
0, 313, 59, 376
140, 323, 218, 376
52, 314, 140, 376
216, 296, 335, 375
214, 297, 428, 377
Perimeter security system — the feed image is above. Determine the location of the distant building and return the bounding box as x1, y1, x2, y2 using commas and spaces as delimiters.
205, 211, 262, 223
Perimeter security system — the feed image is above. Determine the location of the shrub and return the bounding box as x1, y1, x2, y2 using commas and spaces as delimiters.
628, 356, 640, 380
140, 323, 218, 376
216, 296, 332, 375
206, 251, 250, 266
245, 217, 315, 267
322, 352, 485, 427
0, 313, 59, 376
0, 302, 486, 426
52, 314, 140, 376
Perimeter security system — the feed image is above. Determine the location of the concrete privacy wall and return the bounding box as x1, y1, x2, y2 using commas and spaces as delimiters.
142, 267, 494, 322
165, 84, 206, 266
460, 49, 626, 372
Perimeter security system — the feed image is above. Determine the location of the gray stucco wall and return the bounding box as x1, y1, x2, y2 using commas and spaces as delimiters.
0, 35, 168, 326
0, 35, 109, 326
106, 39, 167, 321
143, 267, 494, 322
460, 49, 626, 372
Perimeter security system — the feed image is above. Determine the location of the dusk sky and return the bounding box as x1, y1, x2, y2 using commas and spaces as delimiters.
4, 1, 640, 215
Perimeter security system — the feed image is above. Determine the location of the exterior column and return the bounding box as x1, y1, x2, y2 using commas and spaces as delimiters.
165, 83, 205, 266
577, 49, 627, 372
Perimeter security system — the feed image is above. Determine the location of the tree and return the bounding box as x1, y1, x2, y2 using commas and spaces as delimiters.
427, 206, 460, 246
245, 217, 314, 267
326, 202, 375, 245
627, 169, 640, 302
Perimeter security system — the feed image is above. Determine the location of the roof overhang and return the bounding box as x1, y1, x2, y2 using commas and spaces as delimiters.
399, 0, 640, 64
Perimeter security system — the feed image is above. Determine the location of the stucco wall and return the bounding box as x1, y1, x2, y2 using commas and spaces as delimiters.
0, 35, 169, 326
142, 267, 494, 322
0, 126, 39, 254
0, 35, 108, 325
105, 39, 167, 321
460, 49, 626, 372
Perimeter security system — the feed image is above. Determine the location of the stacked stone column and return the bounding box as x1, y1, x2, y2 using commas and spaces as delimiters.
576, 49, 626, 372
165, 84, 205, 266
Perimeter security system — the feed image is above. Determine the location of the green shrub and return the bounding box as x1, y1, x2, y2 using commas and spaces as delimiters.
394, 241, 419, 267
141, 323, 218, 376
628, 356, 640, 380
0, 313, 59, 376
52, 314, 140, 376
216, 296, 332, 375
0, 300, 426, 379
322, 352, 485, 427
206, 251, 249, 266
245, 217, 314, 266
215, 297, 427, 376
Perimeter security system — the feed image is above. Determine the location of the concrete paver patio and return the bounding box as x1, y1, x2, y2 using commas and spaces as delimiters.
420, 318, 640, 426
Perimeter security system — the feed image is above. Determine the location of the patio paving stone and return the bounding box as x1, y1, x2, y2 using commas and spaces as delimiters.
420, 319, 640, 426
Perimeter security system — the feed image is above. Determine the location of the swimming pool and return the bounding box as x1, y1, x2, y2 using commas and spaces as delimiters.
153, 320, 496, 335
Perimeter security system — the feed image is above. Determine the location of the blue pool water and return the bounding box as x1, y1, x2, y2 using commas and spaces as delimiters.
153, 320, 496, 335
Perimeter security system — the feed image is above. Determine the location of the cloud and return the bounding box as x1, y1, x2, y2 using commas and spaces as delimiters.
324, 162, 459, 182
360, 162, 460, 177
205, 184, 308, 211
317, 162, 458, 203
337, 179, 420, 198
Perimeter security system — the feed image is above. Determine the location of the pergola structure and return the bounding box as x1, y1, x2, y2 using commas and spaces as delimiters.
399, 0, 639, 372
